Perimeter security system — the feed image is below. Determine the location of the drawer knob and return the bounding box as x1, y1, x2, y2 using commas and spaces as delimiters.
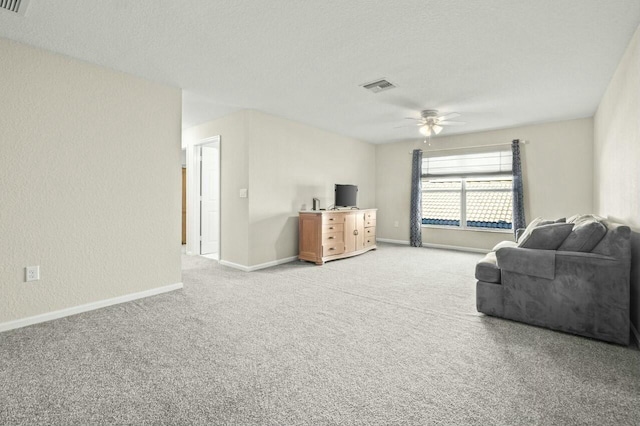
329, 247, 335, 251
328, 236, 334, 239
329, 227, 334, 230
354, 230, 359, 235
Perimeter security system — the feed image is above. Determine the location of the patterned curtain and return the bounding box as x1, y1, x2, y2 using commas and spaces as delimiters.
410, 149, 423, 247
511, 139, 526, 238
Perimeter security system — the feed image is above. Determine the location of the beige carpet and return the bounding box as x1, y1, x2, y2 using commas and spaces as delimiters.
1, 243, 639, 425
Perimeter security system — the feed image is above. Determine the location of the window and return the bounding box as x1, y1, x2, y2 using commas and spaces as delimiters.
421, 151, 513, 231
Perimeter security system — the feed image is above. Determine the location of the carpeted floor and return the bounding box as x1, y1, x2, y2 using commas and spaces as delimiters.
1, 243, 639, 425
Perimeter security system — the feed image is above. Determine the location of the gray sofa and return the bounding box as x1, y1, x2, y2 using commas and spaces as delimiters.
475, 215, 631, 345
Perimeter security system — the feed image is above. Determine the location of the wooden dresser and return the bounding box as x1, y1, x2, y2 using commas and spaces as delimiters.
298, 209, 377, 265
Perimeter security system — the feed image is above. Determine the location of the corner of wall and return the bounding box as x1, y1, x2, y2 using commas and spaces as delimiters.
0, 38, 182, 324
181, 109, 251, 267
592, 22, 640, 340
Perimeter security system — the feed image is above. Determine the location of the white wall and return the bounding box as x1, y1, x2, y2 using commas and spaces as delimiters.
183, 111, 250, 266
247, 110, 376, 265
376, 118, 594, 250
0, 38, 182, 324
183, 110, 376, 268
594, 24, 640, 336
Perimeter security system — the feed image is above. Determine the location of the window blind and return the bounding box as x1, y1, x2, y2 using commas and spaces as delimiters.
422, 150, 512, 178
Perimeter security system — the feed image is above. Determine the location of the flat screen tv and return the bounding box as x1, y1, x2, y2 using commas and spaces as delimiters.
334, 184, 358, 208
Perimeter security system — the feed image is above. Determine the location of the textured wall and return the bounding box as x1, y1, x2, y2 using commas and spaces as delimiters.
182, 111, 250, 266
376, 118, 594, 250
0, 38, 182, 323
594, 24, 640, 336
183, 110, 376, 267
247, 110, 376, 266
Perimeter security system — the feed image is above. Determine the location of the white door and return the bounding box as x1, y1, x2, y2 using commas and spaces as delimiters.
200, 144, 220, 257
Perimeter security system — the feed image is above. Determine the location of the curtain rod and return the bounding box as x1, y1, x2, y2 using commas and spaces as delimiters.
410, 140, 528, 154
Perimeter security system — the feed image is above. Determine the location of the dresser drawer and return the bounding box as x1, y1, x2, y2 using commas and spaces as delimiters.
323, 231, 344, 244
364, 211, 376, 221
323, 243, 345, 257
322, 223, 344, 234
322, 213, 344, 224
364, 218, 376, 227
364, 235, 376, 248
363, 227, 375, 237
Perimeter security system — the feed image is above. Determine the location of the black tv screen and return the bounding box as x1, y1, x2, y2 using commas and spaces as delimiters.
335, 184, 358, 208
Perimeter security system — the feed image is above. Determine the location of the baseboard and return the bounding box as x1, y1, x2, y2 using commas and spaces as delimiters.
219, 256, 298, 272
0, 282, 183, 333
377, 238, 410, 245
218, 260, 250, 271
377, 238, 488, 254
422, 243, 489, 254
631, 323, 640, 349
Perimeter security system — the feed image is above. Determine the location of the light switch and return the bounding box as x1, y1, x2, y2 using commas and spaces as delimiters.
239, 188, 248, 198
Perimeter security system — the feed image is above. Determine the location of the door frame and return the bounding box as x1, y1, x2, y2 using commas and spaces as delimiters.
186, 135, 221, 257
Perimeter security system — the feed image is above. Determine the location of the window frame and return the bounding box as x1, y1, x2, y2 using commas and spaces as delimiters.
421, 174, 513, 233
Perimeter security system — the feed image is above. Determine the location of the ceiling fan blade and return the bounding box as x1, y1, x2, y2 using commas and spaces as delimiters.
439, 121, 466, 126
437, 112, 461, 120
394, 124, 421, 128
404, 117, 424, 121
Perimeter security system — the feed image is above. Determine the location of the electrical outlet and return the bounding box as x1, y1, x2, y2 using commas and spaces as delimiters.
239, 188, 248, 198
393, 221, 399, 228
25, 266, 40, 282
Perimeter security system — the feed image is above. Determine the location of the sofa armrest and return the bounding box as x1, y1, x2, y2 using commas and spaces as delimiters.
515, 228, 526, 242
554, 250, 619, 265
553, 251, 629, 290
497, 247, 624, 281
496, 247, 556, 279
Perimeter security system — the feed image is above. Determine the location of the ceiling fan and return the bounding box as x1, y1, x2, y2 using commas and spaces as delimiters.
404, 110, 465, 137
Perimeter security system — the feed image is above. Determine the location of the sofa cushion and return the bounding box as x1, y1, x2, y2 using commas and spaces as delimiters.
566, 214, 605, 224
539, 217, 567, 225
558, 218, 607, 252
517, 217, 567, 243
517, 217, 544, 243
518, 223, 574, 250
566, 214, 580, 223
591, 220, 631, 260
475, 252, 501, 283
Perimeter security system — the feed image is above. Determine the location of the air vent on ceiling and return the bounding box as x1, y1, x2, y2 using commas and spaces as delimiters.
362, 79, 396, 93
0, 0, 30, 16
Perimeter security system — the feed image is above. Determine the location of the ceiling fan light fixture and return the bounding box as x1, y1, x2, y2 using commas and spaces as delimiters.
402, 110, 462, 138
419, 125, 431, 136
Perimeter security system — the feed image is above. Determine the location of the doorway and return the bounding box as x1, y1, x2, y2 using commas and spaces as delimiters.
200, 144, 219, 258
181, 167, 187, 245
186, 136, 221, 259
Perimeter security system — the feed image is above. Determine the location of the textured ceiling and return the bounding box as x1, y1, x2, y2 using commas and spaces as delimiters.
1, 1, 639, 143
